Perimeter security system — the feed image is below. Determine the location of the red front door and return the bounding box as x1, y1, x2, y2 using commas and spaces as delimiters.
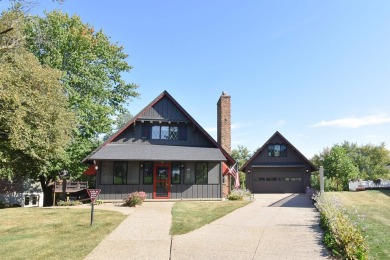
153, 164, 171, 199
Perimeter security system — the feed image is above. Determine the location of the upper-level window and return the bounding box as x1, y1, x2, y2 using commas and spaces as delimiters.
149, 125, 181, 140
268, 144, 287, 157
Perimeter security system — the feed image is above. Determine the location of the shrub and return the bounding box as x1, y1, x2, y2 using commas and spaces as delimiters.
227, 188, 251, 201
123, 191, 147, 207
313, 192, 368, 259
0, 201, 6, 209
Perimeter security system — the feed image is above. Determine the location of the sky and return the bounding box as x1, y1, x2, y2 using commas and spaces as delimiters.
2, 0, 390, 158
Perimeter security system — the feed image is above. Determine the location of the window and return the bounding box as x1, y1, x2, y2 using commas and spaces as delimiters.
184, 162, 195, 184
100, 161, 114, 184
32, 196, 37, 205
169, 126, 178, 140
143, 161, 154, 184
268, 144, 287, 157
152, 126, 161, 139
171, 162, 182, 184
114, 162, 127, 184
24, 195, 30, 206
195, 162, 208, 184
127, 162, 140, 184
146, 125, 185, 140
161, 126, 169, 139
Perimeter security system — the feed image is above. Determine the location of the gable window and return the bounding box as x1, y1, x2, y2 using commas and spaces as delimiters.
145, 125, 185, 140
114, 161, 127, 184
161, 126, 169, 139
268, 144, 287, 157
143, 161, 154, 184
195, 162, 208, 184
171, 162, 182, 184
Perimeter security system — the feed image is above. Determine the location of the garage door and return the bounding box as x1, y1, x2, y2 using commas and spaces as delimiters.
251, 167, 305, 193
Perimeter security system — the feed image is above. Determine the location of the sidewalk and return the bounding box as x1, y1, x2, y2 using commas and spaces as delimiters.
85, 201, 174, 260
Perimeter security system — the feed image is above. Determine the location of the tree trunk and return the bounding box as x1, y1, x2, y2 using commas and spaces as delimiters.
39, 175, 54, 207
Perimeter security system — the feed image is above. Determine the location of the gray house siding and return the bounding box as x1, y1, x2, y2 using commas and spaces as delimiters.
96, 160, 222, 200
112, 123, 213, 147
139, 96, 188, 121
111, 96, 213, 147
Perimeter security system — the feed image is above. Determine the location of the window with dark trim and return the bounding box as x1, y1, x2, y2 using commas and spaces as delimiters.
114, 161, 127, 184
127, 162, 140, 184
184, 164, 195, 184
143, 161, 154, 184
142, 124, 186, 140
195, 162, 208, 184
268, 144, 287, 157
171, 162, 182, 184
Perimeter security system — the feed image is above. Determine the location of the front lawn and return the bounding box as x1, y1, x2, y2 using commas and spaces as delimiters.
331, 190, 390, 259
170, 200, 250, 235
0, 207, 126, 260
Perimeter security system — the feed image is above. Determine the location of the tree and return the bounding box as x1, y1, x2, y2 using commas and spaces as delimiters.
316, 145, 359, 190
22, 11, 139, 205
231, 145, 251, 169
115, 112, 134, 130
0, 43, 75, 185
231, 145, 252, 189
341, 141, 390, 180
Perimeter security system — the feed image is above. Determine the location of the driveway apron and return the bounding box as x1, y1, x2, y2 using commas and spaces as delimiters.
171, 194, 331, 260
85, 201, 174, 260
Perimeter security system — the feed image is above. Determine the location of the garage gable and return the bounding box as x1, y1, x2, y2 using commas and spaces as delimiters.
241, 131, 317, 193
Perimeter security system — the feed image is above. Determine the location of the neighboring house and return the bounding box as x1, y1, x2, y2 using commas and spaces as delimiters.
83, 91, 235, 200
0, 178, 44, 207
240, 131, 317, 193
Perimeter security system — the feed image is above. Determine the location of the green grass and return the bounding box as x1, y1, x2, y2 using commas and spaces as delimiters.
0, 207, 126, 260
331, 190, 390, 260
170, 200, 250, 235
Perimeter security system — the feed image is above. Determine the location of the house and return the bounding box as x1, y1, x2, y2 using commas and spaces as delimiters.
240, 131, 317, 193
83, 91, 235, 200
0, 178, 44, 207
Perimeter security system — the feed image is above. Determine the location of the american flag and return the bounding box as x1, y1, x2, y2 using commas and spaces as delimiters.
227, 163, 240, 189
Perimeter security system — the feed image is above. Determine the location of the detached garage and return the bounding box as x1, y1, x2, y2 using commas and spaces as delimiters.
241, 132, 317, 193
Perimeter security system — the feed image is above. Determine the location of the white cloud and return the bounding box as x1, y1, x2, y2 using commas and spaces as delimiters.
312, 114, 390, 128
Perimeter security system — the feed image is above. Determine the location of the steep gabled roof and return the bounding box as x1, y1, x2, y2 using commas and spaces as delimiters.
240, 131, 317, 172
83, 90, 235, 164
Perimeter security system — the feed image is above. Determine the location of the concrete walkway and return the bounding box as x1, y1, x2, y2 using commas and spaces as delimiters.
85, 201, 174, 260
85, 194, 331, 260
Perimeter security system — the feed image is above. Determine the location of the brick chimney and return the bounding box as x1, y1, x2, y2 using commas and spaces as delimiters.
217, 91, 231, 154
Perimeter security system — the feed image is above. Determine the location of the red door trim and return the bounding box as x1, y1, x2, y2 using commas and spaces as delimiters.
153, 163, 171, 199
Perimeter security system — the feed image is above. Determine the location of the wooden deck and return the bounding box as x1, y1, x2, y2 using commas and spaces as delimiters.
54, 181, 88, 193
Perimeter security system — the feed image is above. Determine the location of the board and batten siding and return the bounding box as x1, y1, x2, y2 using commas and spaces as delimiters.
139, 96, 187, 121
112, 123, 213, 147
96, 161, 222, 200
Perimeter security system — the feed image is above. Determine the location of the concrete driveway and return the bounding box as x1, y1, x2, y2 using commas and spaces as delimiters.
171, 193, 330, 259
85, 193, 331, 260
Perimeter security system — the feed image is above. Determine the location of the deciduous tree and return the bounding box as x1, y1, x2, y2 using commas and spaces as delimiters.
23, 11, 139, 205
